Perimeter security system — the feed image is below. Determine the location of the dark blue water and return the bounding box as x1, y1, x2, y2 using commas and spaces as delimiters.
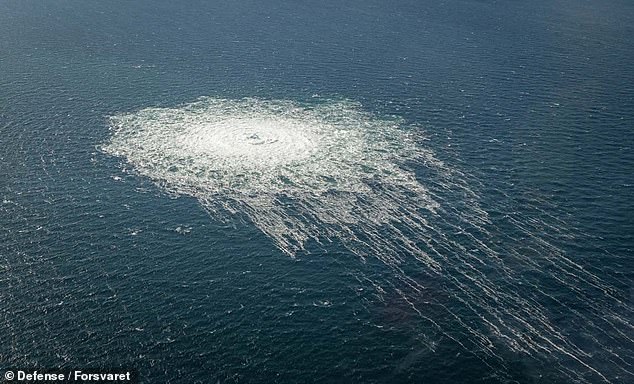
1, 1, 633, 383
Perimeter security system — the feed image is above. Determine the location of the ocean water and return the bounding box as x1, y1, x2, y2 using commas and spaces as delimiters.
1, 0, 633, 383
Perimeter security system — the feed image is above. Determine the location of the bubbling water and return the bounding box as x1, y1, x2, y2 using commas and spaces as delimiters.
103, 97, 440, 257
103, 97, 633, 383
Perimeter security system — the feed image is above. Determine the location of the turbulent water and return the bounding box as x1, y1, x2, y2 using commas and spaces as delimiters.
103, 98, 440, 257
103, 97, 633, 383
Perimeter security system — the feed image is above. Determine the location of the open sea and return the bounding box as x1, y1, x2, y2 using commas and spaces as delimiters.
1, 1, 633, 383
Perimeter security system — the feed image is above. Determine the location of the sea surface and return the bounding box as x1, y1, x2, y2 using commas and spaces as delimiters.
1, 1, 633, 383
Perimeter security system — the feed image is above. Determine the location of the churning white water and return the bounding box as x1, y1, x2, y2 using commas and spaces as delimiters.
103, 97, 441, 260
103, 97, 632, 383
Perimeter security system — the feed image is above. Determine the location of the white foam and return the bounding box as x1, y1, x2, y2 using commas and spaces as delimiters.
103, 97, 633, 383
103, 97, 439, 256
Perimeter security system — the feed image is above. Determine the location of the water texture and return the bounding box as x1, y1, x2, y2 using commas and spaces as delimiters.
1, 1, 633, 383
